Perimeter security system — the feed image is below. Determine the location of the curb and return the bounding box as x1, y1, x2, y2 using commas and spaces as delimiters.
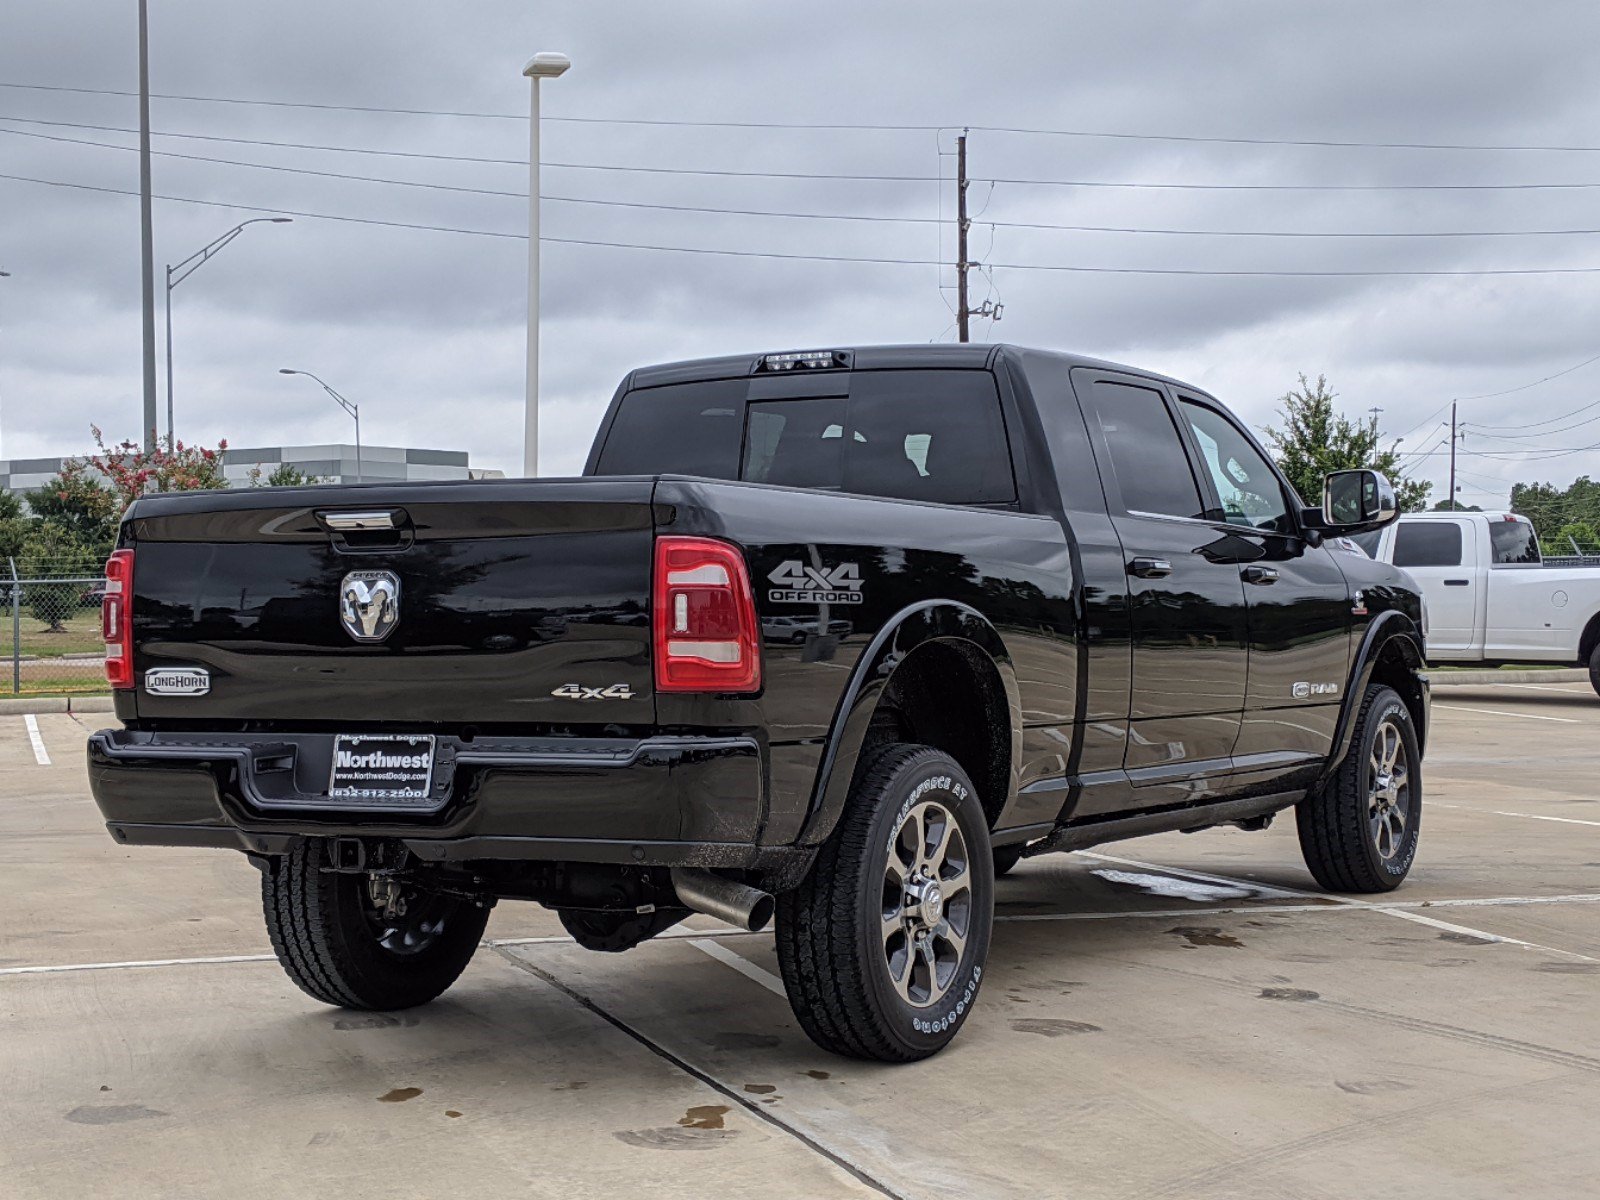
0, 695, 116, 715
1424, 668, 1589, 686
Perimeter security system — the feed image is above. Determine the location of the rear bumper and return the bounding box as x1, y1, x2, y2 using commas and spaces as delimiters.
88, 729, 770, 868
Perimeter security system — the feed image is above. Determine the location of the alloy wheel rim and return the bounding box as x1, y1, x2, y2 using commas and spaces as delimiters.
881, 799, 974, 1009
1367, 719, 1411, 861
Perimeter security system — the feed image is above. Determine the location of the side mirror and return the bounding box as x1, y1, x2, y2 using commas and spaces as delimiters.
1321, 469, 1397, 531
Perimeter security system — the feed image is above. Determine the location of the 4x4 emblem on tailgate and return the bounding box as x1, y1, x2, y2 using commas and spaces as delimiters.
339, 570, 401, 642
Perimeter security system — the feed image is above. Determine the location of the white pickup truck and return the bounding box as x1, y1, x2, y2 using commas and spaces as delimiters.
1352, 511, 1600, 695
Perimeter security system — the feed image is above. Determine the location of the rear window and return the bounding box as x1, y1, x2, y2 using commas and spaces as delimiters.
1393, 521, 1463, 568
1490, 518, 1541, 565
594, 370, 1015, 506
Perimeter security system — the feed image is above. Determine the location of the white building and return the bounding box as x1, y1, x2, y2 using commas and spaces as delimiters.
2, 444, 492, 500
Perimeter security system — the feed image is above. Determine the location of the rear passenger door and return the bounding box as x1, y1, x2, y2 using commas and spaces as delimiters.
1075, 371, 1249, 814
1173, 395, 1351, 783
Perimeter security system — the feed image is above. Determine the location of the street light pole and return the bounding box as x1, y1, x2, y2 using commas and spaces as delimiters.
279, 368, 362, 483
138, 0, 158, 450
522, 51, 571, 478
0, 270, 10, 462
165, 218, 291, 445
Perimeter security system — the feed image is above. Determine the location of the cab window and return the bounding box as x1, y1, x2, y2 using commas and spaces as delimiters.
1082, 381, 1206, 519
1177, 399, 1295, 535
1393, 521, 1462, 568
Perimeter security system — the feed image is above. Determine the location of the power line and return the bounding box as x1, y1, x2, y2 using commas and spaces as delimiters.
1465, 406, 1600, 439
13, 115, 1600, 192
11, 168, 1600, 276
11, 80, 1600, 152
26, 116, 1600, 239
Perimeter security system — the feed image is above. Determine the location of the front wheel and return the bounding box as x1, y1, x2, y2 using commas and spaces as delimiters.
262, 839, 489, 1010
1588, 642, 1600, 699
1296, 684, 1422, 893
775, 744, 994, 1062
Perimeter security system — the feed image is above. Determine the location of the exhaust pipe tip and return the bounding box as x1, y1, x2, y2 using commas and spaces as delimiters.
671, 868, 775, 933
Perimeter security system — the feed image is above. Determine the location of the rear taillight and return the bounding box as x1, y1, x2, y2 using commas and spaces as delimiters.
103, 549, 134, 690
652, 536, 761, 693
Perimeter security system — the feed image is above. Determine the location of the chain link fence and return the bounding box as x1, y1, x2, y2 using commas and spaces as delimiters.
3, 556, 110, 697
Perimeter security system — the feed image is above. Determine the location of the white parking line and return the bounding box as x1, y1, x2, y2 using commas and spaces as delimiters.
1078, 851, 1598, 962
687, 937, 787, 997
23, 714, 50, 765
1434, 703, 1581, 724
1503, 683, 1593, 694
998, 893, 1600, 922
0, 952, 276, 977
1431, 801, 1600, 828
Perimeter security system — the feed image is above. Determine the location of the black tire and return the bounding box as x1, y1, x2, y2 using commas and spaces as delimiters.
1588, 642, 1600, 699
992, 843, 1026, 877
775, 743, 993, 1062
1297, 684, 1422, 893
262, 839, 489, 1010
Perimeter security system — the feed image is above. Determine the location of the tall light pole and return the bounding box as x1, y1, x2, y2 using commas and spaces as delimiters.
166, 218, 291, 446
522, 51, 570, 478
279, 369, 362, 483
138, 0, 158, 450
0, 270, 10, 462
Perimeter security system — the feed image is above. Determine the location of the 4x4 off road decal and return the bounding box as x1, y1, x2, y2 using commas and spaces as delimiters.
767, 560, 865, 605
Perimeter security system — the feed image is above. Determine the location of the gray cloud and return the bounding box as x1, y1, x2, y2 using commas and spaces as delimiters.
5, 0, 1600, 510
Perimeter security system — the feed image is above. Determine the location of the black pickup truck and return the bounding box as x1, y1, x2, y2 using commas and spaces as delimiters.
88, 345, 1428, 1061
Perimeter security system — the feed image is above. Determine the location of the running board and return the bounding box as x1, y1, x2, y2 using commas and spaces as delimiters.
1025, 792, 1301, 858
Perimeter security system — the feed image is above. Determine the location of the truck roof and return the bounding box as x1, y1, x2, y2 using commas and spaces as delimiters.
624, 343, 1207, 395
1399, 510, 1527, 523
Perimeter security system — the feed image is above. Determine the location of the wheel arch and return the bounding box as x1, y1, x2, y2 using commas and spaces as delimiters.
1577, 607, 1600, 666
1324, 611, 1429, 782
799, 601, 1021, 847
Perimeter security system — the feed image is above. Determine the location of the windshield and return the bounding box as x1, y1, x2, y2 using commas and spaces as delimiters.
593, 370, 1016, 506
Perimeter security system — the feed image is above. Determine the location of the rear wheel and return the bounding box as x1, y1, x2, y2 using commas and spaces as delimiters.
1296, 684, 1421, 893
1588, 642, 1600, 699
262, 839, 489, 1010
775, 744, 993, 1061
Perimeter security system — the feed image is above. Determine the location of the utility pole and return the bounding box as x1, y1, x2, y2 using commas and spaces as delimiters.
956, 131, 970, 343
138, 0, 158, 451
1448, 400, 1458, 511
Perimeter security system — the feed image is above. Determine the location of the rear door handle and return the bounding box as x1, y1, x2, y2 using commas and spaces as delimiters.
1242, 565, 1279, 585
1127, 557, 1173, 579
1443, 579, 1470, 586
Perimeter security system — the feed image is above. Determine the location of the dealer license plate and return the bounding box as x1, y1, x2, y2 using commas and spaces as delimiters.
328, 734, 436, 801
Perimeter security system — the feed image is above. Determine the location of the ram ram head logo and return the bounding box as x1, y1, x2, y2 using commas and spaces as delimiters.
339, 570, 401, 642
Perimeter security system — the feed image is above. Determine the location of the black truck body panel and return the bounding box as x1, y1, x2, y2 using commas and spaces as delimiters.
89, 344, 1428, 886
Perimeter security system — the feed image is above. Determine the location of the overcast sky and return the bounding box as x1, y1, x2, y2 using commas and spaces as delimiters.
5, 1, 1600, 507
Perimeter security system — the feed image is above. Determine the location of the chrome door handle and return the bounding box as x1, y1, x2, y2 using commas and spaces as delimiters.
1128, 557, 1173, 579
1242, 565, 1279, 585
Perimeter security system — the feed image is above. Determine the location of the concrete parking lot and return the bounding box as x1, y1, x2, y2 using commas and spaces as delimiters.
2, 683, 1596, 1199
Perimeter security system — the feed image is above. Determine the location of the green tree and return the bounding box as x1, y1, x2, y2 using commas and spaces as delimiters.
24, 459, 120, 552
17, 521, 102, 632
1264, 374, 1431, 512
1555, 520, 1600, 554
0, 490, 33, 559
247, 462, 324, 487
1510, 476, 1600, 548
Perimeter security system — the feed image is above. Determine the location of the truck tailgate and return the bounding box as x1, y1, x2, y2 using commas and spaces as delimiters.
124, 479, 658, 726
